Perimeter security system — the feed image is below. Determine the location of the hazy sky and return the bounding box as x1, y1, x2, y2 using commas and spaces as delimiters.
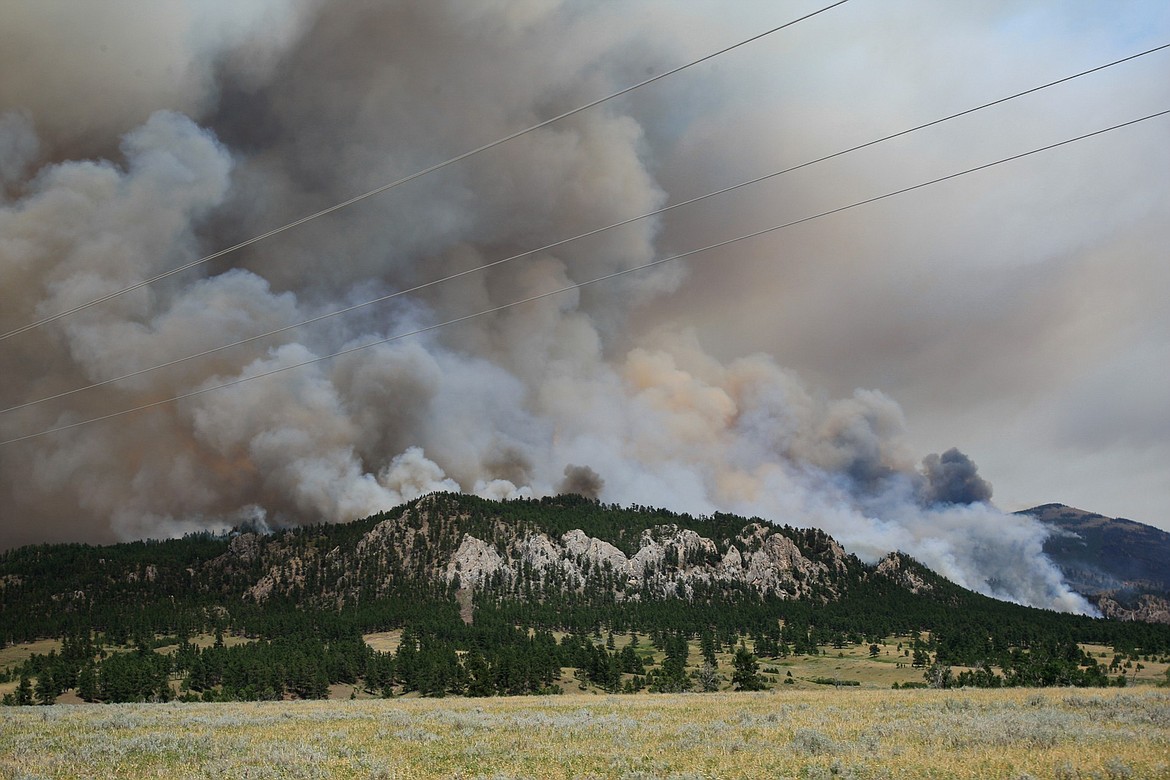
0, 0, 1166, 611
644, 0, 1170, 532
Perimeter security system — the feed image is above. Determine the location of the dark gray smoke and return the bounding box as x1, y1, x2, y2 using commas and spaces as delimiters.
558, 464, 605, 500
0, 1, 1098, 613
919, 448, 994, 506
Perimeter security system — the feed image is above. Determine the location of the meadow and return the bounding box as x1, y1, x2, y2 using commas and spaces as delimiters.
2, 687, 1168, 780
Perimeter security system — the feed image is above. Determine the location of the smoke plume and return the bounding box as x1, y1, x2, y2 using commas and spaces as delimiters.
558, 465, 605, 501
0, 0, 1107, 614
919, 448, 994, 507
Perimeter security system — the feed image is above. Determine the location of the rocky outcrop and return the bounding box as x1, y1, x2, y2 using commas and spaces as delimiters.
562, 530, 628, 575
245, 553, 310, 602
230, 494, 857, 605
227, 533, 262, 563
1094, 593, 1170, 624
446, 535, 505, 589
732, 526, 838, 598
437, 520, 849, 602
874, 553, 934, 595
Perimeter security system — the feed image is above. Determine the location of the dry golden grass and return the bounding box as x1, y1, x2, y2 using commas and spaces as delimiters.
0, 639, 62, 699
0, 639, 61, 670
364, 630, 404, 655
151, 633, 254, 654
2, 688, 1167, 779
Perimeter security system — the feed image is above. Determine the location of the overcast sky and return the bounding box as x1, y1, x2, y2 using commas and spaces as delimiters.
644, 0, 1170, 531
0, 1, 1166, 609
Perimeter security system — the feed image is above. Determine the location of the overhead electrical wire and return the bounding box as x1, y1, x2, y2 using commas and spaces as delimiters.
2, 106, 1166, 448
2, 41, 1166, 419
0, 0, 852, 344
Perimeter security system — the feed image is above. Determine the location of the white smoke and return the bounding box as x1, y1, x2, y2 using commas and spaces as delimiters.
0, 1, 1098, 613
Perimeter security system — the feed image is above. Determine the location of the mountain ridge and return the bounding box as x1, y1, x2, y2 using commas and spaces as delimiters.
4, 495, 1164, 629
169, 493, 960, 638
0, 492, 1033, 651
1019, 503, 1170, 623
5, 494, 1170, 704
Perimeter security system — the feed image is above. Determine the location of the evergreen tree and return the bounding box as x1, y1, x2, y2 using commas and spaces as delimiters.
35, 671, 56, 705
649, 633, 690, 692
700, 631, 718, 668
77, 663, 98, 702
731, 645, 765, 691
618, 645, 644, 675
911, 645, 930, 669
16, 673, 34, 706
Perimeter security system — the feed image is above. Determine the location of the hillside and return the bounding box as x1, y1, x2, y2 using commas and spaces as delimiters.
0, 493, 932, 643
3, 494, 1170, 704
1020, 504, 1170, 623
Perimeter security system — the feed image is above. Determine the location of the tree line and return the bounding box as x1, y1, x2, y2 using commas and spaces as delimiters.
4, 493, 1170, 704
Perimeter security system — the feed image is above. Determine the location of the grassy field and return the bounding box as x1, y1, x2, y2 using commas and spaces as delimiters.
1, 688, 1167, 779
529, 633, 1170, 694
0, 640, 62, 701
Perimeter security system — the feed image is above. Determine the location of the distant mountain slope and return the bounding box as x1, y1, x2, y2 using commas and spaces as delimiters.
1, 493, 952, 646
1021, 504, 1170, 592
237, 492, 870, 608
5, 493, 1170, 705
3, 494, 1168, 652
1019, 503, 1170, 623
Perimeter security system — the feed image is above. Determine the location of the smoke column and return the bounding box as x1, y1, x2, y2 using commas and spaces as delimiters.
0, 1, 1093, 613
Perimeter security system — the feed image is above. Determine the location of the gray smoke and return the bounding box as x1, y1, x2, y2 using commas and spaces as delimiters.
0, 110, 38, 189
919, 448, 994, 506
558, 465, 605, 500
0, 1, 1098, 613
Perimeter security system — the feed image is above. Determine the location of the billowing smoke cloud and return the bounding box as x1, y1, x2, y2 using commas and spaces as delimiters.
558, 465, 605, 500
919, 448, 993, 506
0, 0, 1105, 614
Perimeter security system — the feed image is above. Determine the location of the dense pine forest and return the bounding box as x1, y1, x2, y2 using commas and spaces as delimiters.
3, 493, 1169, 704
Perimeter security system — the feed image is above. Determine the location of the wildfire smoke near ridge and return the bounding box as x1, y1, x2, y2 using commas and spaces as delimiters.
1, 1, 1168, 615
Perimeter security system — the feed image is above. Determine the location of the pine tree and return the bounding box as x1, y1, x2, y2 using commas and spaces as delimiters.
912, 646, 930, 669
731, 645, 765, 691
35, 671, 57, 705
700, 631, 718, 668
16, 673, 33, 706
78, 663, 98, 702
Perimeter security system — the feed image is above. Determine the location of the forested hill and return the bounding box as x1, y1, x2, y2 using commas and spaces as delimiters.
1019, 504, 1170, 623
3, 494, 1170, 703
3, 492, 1169, 648
0, 492, 902, 644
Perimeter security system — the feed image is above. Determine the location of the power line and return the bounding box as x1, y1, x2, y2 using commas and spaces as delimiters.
3, 107, 1166, 448
0, 0, 852, 345
4, 41, 1166, 418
